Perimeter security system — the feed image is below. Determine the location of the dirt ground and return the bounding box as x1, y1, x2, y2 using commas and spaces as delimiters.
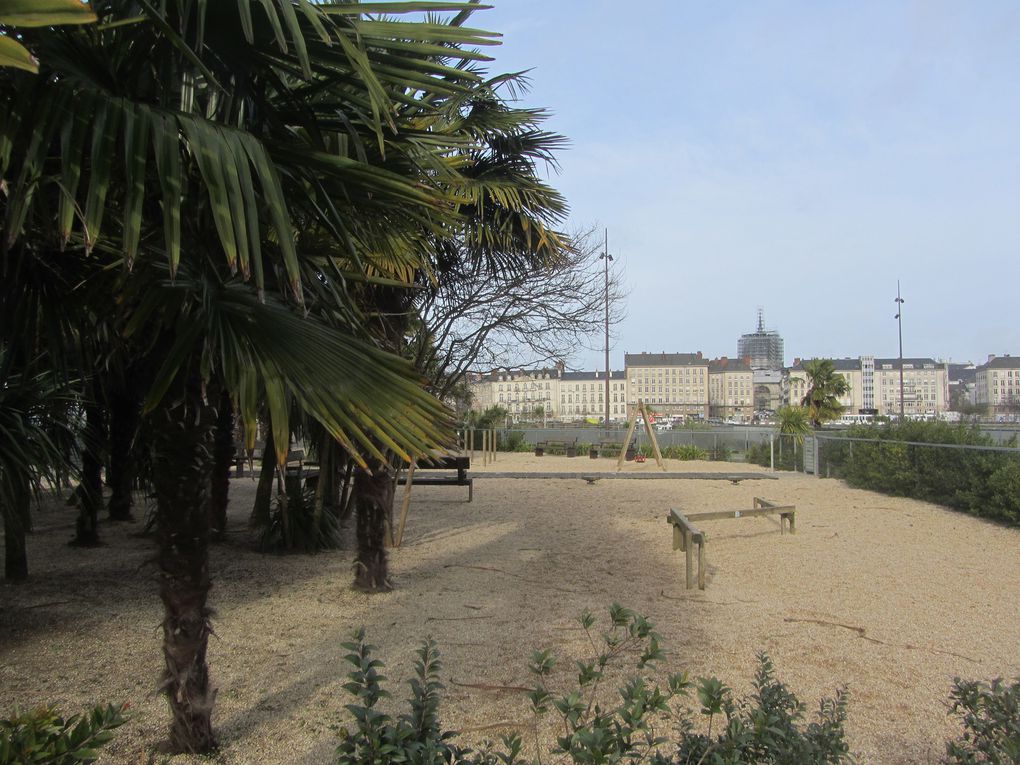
1, 452, 1018, 764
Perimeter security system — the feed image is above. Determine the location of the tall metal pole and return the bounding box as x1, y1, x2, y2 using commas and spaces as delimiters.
895, 281, 905, 421
602, 229, 612, 431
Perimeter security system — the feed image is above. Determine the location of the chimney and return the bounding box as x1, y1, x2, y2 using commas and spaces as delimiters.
696, 351, 702, 359
988, 354, 996, 363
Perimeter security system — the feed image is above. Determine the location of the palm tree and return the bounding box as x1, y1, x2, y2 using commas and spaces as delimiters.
0, 355, 79, 580
775, 404, 811, 467
2, 0, 509, 751
801, 359, 851, 428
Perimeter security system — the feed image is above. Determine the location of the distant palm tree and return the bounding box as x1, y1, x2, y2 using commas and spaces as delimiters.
801, 359, 851, 428
775, 405, 811, 466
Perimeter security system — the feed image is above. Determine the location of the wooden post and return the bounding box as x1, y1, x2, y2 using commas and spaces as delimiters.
672, 524, 682, 551
491, 428, 497, 462
394, 461, 415, 548
697, 540, 705, 590
617, 405, 640, 471
770, 433, 775, 471
638, 401, 666, 471
684, 529, 693, 589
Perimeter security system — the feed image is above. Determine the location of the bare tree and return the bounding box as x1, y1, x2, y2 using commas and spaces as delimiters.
408, 227, 627, 398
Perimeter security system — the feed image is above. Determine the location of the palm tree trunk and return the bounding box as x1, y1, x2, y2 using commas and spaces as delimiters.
210, 389, 234, 540
352, 457, 394, 592
251, 429, 275, 527
151, 379, 217, 753
107, 381, 139, 522
72, 400, 104, 546
3, 495, 29, 581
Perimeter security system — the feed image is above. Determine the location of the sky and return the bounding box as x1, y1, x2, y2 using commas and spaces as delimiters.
470, 1, 1020, 371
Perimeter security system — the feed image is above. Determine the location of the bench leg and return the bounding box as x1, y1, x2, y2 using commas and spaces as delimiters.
787, 512, 795, 534
697, 541, 705, 590
672, 524, 682, 551
468, 479, 473, 503
684, 530, 693, 589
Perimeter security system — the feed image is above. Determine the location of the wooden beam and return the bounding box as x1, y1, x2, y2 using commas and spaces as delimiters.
684, 506, 794, 522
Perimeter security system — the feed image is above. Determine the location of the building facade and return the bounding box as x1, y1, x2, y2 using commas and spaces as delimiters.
624, 352, 710, 419
708, 357, 754, 421
467, 366, 627, 422
788, 356, 949, 419
975, 354, 1020, 416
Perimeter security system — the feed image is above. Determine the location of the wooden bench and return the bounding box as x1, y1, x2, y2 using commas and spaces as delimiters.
535, 438, 578, 457
666, 509, 707, 590
397, 455, 473, 502
685, 497, 796, 535
666, 498, 796, 590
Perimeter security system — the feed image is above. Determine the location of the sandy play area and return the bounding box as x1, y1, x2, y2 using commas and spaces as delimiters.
1, 453, 1018, 764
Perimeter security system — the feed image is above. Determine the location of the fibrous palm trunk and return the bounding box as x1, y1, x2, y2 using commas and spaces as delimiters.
72, 400, 104, 546
107, 381, 139, 522
352, 457, 394, 592
151, 380, 217, 753
251, 428, 275, 528
3, 494, 29, 581
210, 389, 234, 540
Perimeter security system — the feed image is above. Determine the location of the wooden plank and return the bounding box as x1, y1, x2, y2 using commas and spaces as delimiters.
685, 506, 794, 522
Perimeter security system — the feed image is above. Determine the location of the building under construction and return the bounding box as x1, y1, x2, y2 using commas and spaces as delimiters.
737, 309, 785, 370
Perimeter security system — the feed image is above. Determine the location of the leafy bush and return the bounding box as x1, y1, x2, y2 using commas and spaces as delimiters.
335, 605, 853, 764
945, 676, 1020, 764
661, 444, 709, 461
0, 704, 126, 764
821, 422, 1020, 525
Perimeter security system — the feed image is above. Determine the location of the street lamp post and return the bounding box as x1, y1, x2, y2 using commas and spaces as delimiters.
600, 229, 613, 431
895, 281, 905, 421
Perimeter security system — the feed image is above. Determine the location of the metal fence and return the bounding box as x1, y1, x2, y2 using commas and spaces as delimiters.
809, 433, 1020, 476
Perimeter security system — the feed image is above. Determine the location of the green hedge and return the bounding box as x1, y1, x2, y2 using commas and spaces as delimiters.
821, 422, 1019, 526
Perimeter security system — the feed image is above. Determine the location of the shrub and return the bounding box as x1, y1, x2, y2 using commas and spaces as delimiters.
945, 676, 1020, 764
0, 704, 126, 764
821, 422, 1020, 526
258, 481, 342, 553
335, 605, 853, 764
662, 444, 708, 461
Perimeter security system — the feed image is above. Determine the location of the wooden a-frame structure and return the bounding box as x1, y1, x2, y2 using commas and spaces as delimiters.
617, 399, 666, 471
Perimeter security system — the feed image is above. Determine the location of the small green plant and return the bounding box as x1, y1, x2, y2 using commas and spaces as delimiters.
336, 606, 853, 764
944, 676, 1020, 764
0, 704, 126, 764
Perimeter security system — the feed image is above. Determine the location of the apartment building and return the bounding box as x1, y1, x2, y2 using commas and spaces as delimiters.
624, 352, 710, 419
467, 366, 626, 422
708, 357, 754, 421
873, 358, 949, 418
559, 371, 626, 421
788, 356, 949, 418
476, 367, 557, 421
975, 354, 1020, 416
787, 359, 859, 412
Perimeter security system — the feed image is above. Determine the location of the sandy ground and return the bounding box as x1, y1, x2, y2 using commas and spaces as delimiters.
1, 453, 1019, 764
